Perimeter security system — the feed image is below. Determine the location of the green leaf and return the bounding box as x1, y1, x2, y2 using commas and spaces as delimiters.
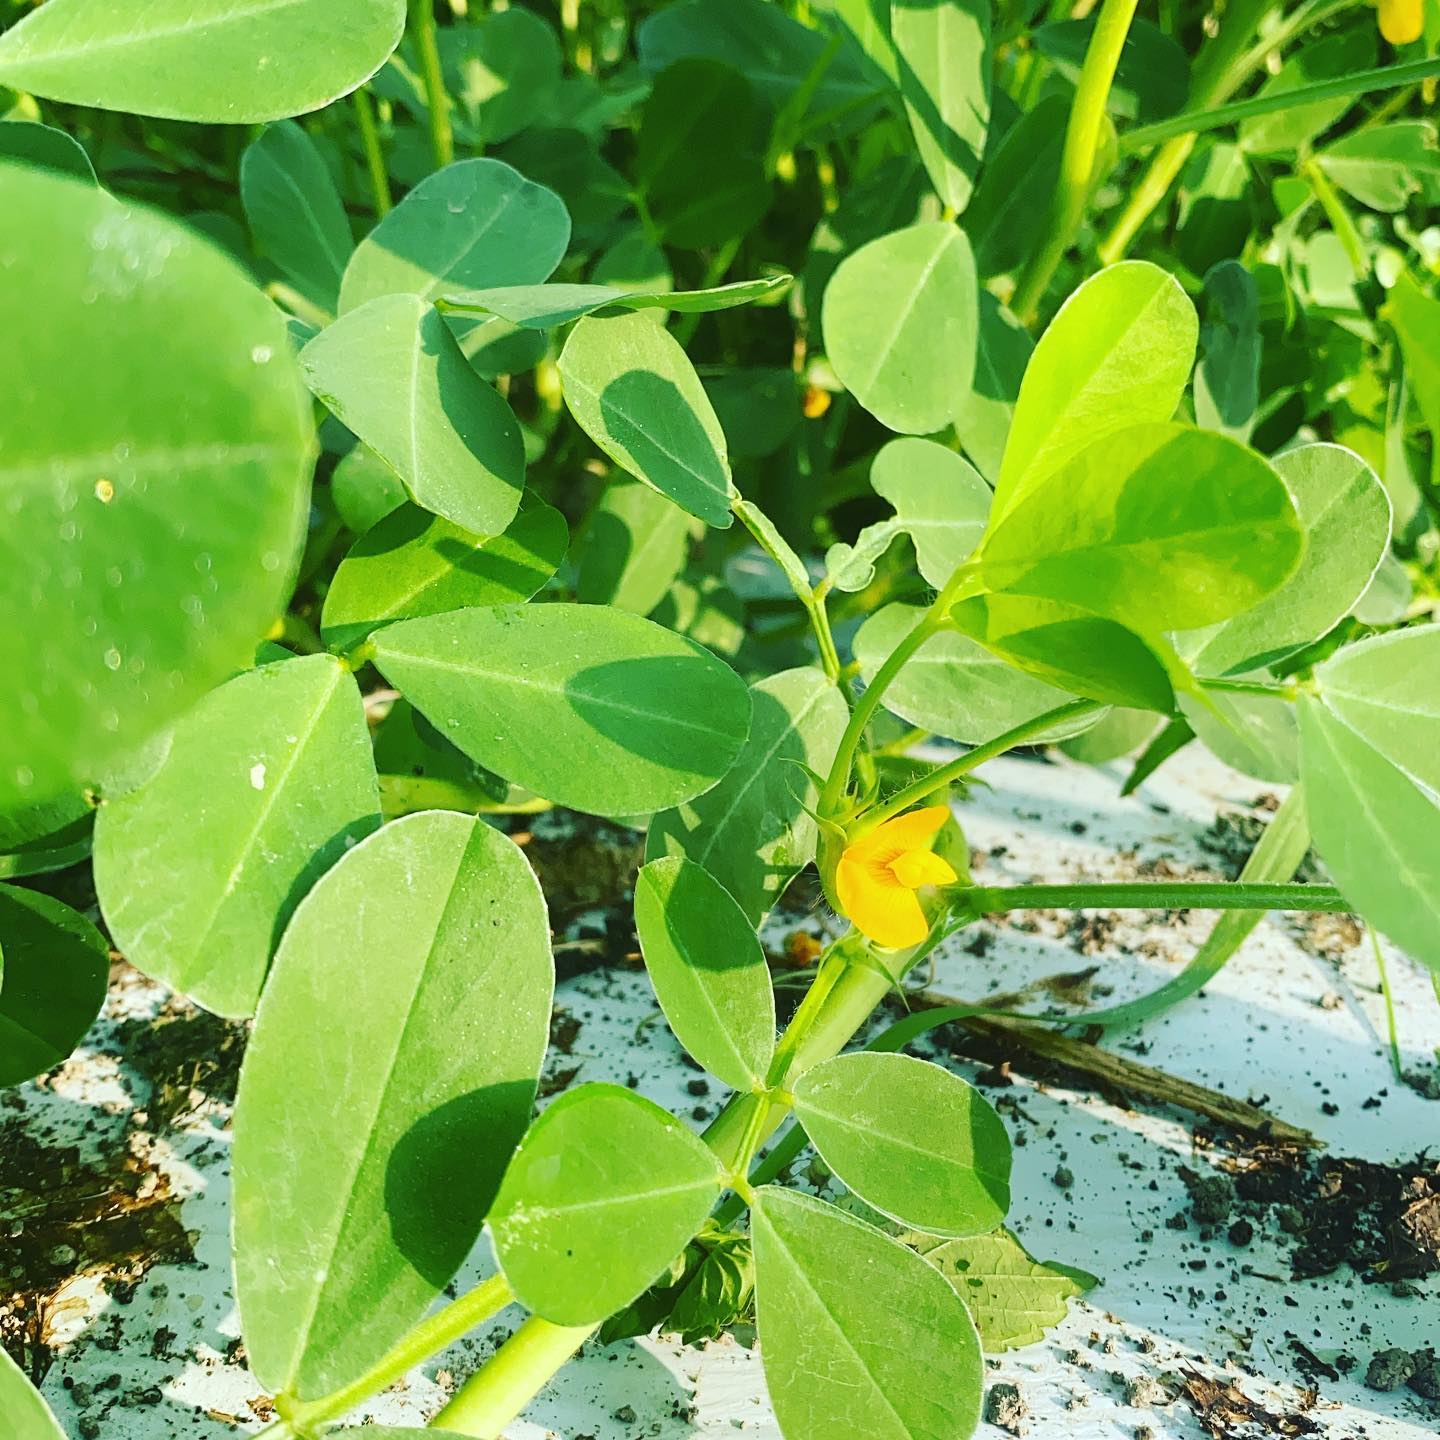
373, 604, 751, 818
1313, 629, 1440, 796
440, 275, 789, 329
1184, 444, 1390, 677
906, 1226, 1097, 1351
338, 158, 570, 313
891, 0, 990, 214
954, 291, 1032, 483
1386, 272, 1440, 455
637, 59, 770, 250
1317, 122, 1440, 212
234, 811, 552, 1398
321, 498, 566, 652
94, 654, 379, 1019
0, 167, 310, 820
0, 885, 108, 1088
705, 367, 801, 459
0, 812, 94, 881
751, 1186, 984, 1440
1299, 696, 1440, 975
300, 294, 526, 537
822, 221, 977, 435
1194, 260, 1259, 442
825, 518, 903, 593
332, 444, 407, 534
559, 312, 735, 527
647, 667, 847, 925
792, 1052, 1010, 1236
440, 6, 561, 144
0, 120, 96, 181
240, 121, 353, 313
0, 1348, 66, 1440
638, 0, 884, 121
635, 856, 775, 1090
1058, 707, 1157, 764
1181, 687, 1298, 783
872, 438, 991, 589
1238, 28, 1375, 158
964, 93, 1068, 280
952, 594, 1179, 713
994, 260, 1197, 524
855, 604, 1074, 744
489, 1083, 725, 1325
980, 423, 1302, 635
573, 479, 692, 616
0, 0, 404, 123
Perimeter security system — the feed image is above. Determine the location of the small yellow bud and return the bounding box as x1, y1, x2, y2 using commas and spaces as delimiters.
802, 386, 832, 420
1379, 0, 1424, 45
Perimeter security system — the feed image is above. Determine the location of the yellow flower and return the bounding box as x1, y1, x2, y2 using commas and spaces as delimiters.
1379, 0, 1424, 44
836, 805, 958, 949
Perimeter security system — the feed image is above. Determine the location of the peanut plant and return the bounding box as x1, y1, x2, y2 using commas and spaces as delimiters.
1, 0, 1438, 1437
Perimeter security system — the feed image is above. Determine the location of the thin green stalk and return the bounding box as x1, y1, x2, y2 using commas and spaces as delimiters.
1120, 57, 1440, 152
1197, 676, 1300, 699
1080, 787, 1310, 1029
1099, 0, 1348, 263
431, 1317, 596, 1438
964, 880, 1349, 913
861, 699, 1102, 832
817, 611, 948, 817
732, 501, 842, 685
410, 0, 454, 169
279, 1275, 514, 1436
1012, 0, 1141, 321
352, 88, 392, 216
1301, 155, 1368, 275
1370, 927, 1404, 1079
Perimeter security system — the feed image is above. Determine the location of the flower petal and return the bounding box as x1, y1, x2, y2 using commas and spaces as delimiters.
837, 855, 930, 948
846, 804, 952, 862
889, 849, 957, 889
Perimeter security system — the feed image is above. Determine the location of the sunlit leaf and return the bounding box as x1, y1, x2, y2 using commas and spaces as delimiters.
234, 811, 552, 1397
489, 1084, 725, 1324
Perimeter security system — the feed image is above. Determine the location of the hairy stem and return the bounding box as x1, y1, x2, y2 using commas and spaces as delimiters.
1012, 0, 1141, 321
964, 880, 1349, 913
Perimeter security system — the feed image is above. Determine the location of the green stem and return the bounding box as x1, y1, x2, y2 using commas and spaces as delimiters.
431, 1317, 596, 1438
964, 880, 1349, 913
410, 0, 454, 170
1120, 57, 1440, 152
1080, 787, 1310, 1029
1012, 0, 1141, 322
281, 1275, 514, 1436
861, 699, 1102, 831
1098, 0, 1346, 263
733, 500, 842, 685
1301, 155, 1368, 276
352, 88, 392, 217
817, 611, 946, 817
1197, 676, 1300, 699
1370, 926, 1404, 1080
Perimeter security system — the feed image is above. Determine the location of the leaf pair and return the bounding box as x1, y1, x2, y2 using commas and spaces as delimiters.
300, 159, 570, 537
